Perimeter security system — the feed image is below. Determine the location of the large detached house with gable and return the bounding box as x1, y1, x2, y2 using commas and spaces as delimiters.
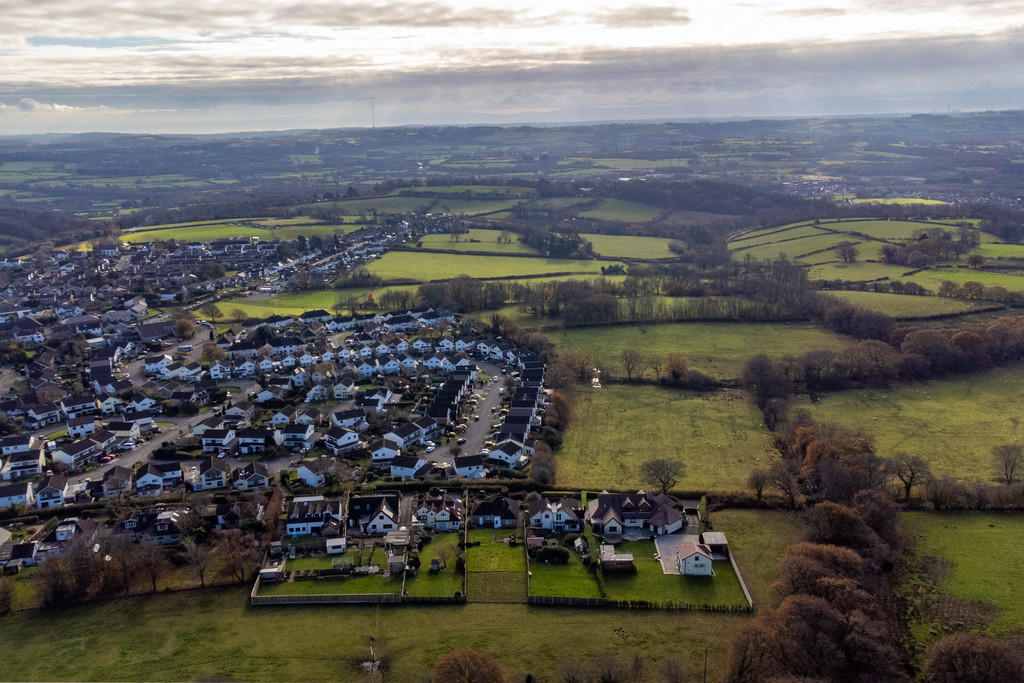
585, 490, 685, 537
285, 496, 343, 536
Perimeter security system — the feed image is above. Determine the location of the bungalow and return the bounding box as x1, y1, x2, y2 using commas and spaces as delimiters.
232, 462, 270, 490
676, 542, 714, 576
415, 493, 462, 531
471, 495, 520, 529
194, 457, 230, 491
285, 496, 343, 536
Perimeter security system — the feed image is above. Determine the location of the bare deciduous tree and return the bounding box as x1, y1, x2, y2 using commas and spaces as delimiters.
639, 458, 686, 495
889, 451, 932, 501
993, 443, 1024, 485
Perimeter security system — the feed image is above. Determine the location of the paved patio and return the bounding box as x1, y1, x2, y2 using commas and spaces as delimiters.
653, 531, 698, 575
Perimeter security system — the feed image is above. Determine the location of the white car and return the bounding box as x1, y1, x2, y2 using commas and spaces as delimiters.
426, 446, 436, 453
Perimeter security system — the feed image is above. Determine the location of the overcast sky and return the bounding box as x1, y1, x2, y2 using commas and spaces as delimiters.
1, 0, 1023, 134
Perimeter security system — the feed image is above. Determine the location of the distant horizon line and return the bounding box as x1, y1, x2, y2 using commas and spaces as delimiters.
2, 107, 1017, 140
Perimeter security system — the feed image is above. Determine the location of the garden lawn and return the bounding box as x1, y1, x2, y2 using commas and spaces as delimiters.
795, 365, 1024, 482
366, 251, 621, 282
528, 550, 602, 599
557, 385, 774, 492
466, 529, 527, 572
258, 574, 403, 595
405, 533, 464, 598
824, 291, 986, 317
580, 234, 676, 259
902, 512, 1024, 633
601, 541, 747, 608
547, 321, 850, 380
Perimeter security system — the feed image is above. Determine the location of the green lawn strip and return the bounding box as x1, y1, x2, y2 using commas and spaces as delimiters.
547, 321, 849, 380
528, 551, 602, 598
258, 573, 402, 596
824, 291, 985, 317
465, 571, 527, 603
0, 587, 748, 681
557, 385, 773, 492
902, 511, 1024, 634
795, 365, 1024, 482
405, 533, 463, 598
601, 541, 747, 608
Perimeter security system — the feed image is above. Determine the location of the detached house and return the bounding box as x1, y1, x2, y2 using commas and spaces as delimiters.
416, 493, 462, 531
347, 493, 400, 534
232, 462, 270, 490
194, 457, 230, 491
471, 495, 520, 529
585, 490, 685, 536
35, 474, 68, 508
528, 497, 583, 533
285, 496, 343, 536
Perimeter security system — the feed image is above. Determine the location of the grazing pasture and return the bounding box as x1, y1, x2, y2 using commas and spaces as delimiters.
581, 233, 677, 259
578, 198, 664, 223
414, 229, 538, 254
902, 512, 1024, 634
796, 365, 1024, 482
824, 291, 987, 317
365, 251, 622, 282
547, 321, 850, 380
557, 385, 774, 492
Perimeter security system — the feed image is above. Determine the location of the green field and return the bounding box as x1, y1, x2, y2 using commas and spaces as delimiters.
903, 512, 1024, 634
709, 509, 806, 604
366, 251, 622, 282
825, 291, 986, 317
972, 243, 1024, 258
579, 198, 664, 223
808, 260, 916, 282
547, 321, 850, 380
906, 267, 1024, 293
602, 542, 747, 608
580, 233, 676, 259
558, 385, 774, 492
414, 229, 538, 254
797, 365, 1024, 481
0, 586, 753, 681
120, 221, 361, 244
217, 290, 367, 318
738, 234, 865, 262
850, 197, 948, 205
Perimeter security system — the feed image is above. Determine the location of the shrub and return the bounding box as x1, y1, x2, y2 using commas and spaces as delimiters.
538, 545, 570, 565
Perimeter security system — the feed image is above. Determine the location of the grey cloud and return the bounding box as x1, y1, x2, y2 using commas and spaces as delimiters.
4, 28, 1024, 132
589, 5, 691, 28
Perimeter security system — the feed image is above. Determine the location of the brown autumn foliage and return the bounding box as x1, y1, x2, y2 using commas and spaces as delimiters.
925, 633, 1024, 683
432, 648, 504, 683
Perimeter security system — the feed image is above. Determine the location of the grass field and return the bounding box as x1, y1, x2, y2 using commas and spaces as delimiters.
903, 512, 1024, 634
796, 365, 1024, 482
0, 586, 755, 680
602, 542, 747, 608
120, 221, 361, 243
580, 233, 676, 259
807, 260, 916, 282
558, 385, 774, 492
824, 291, 986, 317
709, 509, 806, 604
414, 229, 538, 254
971, 243, 1024, 258
578, 198, 664, 223
366, 251, 622, 282
467, 529, 527, 572
906, 267, 1024, 292
217, 290, 365, 318
405, 533, 464, 598
547, 321, 850, 380
528, 551, 603, 599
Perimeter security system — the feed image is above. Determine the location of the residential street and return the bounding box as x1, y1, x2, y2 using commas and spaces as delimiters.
430, 360, 506, 465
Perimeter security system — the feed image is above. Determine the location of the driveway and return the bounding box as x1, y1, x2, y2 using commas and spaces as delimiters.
654, 530, 699, 575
